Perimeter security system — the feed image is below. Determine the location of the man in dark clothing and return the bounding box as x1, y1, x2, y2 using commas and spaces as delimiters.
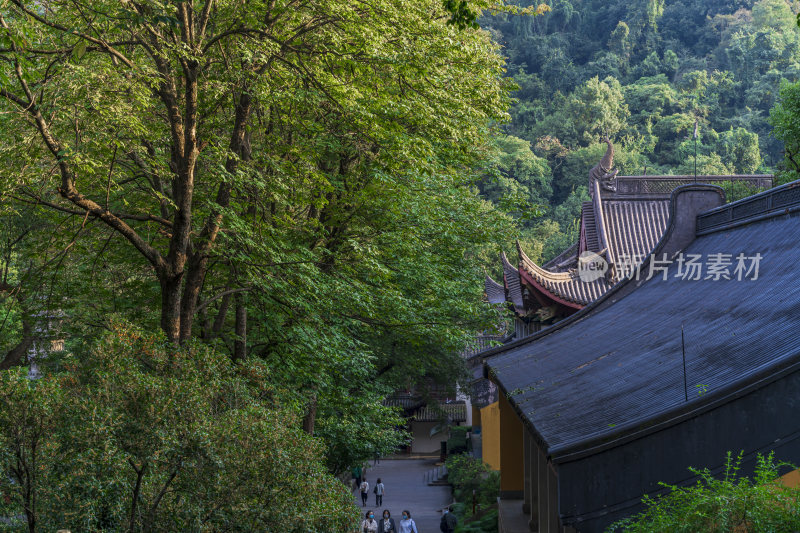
440, 506, 457, 533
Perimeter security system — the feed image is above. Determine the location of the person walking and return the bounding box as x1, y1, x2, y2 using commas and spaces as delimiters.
359, 477, 370, 507
377, 509, 396, 533
398, 510, 418, 533
374, 477, 385, 507
440, 505, 457, 533
360, 511, 378, 533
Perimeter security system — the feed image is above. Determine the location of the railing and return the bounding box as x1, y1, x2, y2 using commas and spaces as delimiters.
696, 180, 800, 234
607, 175, 773, 198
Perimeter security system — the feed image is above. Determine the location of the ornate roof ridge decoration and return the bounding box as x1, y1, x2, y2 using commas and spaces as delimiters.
589, 138, 619, 196
516, 241, 575, 282
515, 241, 606, 307
605, 174, 773, 199
592, 179, 612, 266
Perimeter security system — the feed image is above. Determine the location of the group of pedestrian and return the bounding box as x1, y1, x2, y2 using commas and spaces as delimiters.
351, 464, 457, 533
360, 509, 418, 533
356, 476, 385, 507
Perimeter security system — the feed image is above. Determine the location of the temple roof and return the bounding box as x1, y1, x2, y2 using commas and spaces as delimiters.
517, 243, 606, 307
501, 251, 525, 312
493, 172, 773, 314
486, 180, 800, 457
484, 274, 506, 305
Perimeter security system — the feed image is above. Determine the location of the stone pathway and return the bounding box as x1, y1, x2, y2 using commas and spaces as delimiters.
353, 458, 451, 532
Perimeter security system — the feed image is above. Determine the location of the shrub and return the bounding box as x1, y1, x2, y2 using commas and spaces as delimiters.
606, 452, 800, 532
446, 454, 500, 533
447, 425, 472, 455
0, 321, 359, 532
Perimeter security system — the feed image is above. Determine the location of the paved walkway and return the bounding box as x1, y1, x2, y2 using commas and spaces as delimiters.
354, 458, 451, 532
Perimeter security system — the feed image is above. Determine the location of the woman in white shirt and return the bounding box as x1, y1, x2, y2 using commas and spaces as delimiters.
397, 509, 418, 533
360, 510, 378, 533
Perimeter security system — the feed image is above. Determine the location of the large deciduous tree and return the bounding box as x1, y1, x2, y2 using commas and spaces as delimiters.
0, 0, 520, 474
0, 0, 513, 343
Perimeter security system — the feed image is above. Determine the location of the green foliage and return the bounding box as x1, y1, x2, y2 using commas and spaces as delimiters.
483, 0, 798, 179
479, 135, 551, 223
606, 452, 800, 532
717, 180, 769, 203
0, 322, 359, 532
447, 425, 472, 455
0, 0, 525, 480
445, 454, 500, 532
455, 507, 499, 533
770, 80, 800, 173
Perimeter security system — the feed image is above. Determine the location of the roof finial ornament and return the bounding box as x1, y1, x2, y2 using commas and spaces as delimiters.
589, 136, 619, 195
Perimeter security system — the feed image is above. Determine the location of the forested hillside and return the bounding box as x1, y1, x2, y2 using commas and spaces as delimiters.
479, 0, 800, 262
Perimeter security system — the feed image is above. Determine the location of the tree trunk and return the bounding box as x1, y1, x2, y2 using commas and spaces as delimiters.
302, 394, 317, 436
159, 274, 183, 344
0, 318, 33, 370
210, 291, 232, 340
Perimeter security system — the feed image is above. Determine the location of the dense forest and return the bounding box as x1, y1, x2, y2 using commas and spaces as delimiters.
479, 0, 800, 262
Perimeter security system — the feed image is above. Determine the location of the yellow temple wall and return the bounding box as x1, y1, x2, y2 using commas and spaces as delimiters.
480, 401, 501, 471
498, 391, 524, 493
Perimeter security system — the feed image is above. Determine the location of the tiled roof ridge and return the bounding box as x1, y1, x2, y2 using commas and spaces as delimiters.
484, 272, 506, 305
592, 180, 611, 254
605, 174, 773, 199
501, 251, 524, 311
697, 180, 800, 235
516, 241, 575, 282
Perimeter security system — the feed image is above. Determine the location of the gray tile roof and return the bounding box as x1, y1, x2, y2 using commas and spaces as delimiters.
581, 201, 601, 252
413, 402, 467, 422
507, 175, 772, 308
487, 181, 800, 457
484, 274, 506, 305
517, 243, 607, 307
601, 199, 671, 268
501, 251, 524, 312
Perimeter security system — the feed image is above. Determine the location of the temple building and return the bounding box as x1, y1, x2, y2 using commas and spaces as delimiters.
481, 180, 800, 532
470, 143, 773, 466
484, 141, 773, 336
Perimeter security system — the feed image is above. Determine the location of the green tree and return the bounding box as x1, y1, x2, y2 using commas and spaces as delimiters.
567, 76, 630, 144
769, 80, 800, 176
0, 322, 360, 532
714, 127, 761, 173
479, 135, 552, 222
0, 0, 513, 346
